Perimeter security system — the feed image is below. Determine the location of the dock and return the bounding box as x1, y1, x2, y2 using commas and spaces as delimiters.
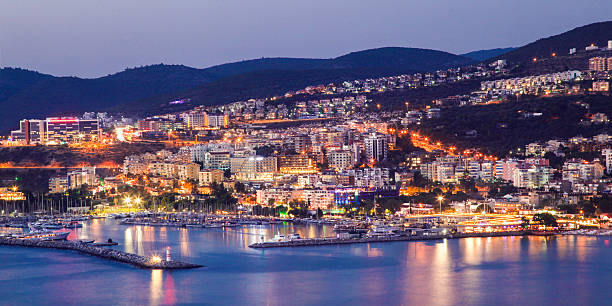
0, 238, 204, 269
249, 231, 528, 248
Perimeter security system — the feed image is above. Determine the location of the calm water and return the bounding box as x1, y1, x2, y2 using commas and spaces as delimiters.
2, 219, 612, 305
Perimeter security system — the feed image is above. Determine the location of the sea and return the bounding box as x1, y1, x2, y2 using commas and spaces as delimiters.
1, 219, 612, 305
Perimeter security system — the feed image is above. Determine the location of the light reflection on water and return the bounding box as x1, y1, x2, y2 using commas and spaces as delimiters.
2, 220, 612, 305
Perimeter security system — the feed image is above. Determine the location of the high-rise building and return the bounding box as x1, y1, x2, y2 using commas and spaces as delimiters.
290, 134, 312, 153
185, 113, 207, 129
326, 150, 353, 170
206, 114, 229, 128
364, 133, 388, 162
68, 167, 97, 189
589, 57, 607, 71
604, 149, 612, 175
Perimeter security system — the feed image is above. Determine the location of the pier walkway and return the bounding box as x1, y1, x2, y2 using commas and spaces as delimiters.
0, 238, 204, 269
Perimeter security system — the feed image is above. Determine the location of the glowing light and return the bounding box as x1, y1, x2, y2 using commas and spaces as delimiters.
150, 256, 162, 263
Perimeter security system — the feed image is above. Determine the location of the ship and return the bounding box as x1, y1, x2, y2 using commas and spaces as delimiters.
16, 230, 70, 241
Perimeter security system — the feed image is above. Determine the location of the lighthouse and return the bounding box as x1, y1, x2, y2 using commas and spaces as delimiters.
165, 246, 171, 261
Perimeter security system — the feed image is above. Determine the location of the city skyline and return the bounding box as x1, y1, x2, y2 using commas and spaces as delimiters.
1, 0, 612, 77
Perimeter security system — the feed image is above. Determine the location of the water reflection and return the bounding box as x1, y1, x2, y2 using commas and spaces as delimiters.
10, 220, 612, 305
150, 269, 162, 306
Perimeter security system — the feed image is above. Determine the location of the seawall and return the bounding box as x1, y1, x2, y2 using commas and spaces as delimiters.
0, 238, 204, 269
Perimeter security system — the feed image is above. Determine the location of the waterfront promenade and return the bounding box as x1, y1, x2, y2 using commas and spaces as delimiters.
0, 237, 204, 269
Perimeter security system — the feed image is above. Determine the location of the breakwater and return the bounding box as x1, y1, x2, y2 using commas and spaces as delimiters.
249, 231, 528, 248
0, 238, 204, 269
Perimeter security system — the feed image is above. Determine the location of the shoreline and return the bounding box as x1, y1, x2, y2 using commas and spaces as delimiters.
0, 238, 204, 269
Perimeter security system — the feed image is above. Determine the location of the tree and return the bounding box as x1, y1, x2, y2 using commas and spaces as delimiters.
532, 213, 558, 228
316, 208, 323, 219
234, 182, 246, 193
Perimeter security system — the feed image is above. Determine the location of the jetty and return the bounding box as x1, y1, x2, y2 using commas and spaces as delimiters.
0, 238, 204, 269
249, 231, 528, 248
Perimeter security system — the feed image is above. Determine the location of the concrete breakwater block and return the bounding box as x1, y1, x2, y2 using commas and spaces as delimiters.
0, 238, 204, 269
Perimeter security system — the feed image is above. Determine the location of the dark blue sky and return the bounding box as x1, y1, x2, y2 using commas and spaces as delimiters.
1, 0, 611, 77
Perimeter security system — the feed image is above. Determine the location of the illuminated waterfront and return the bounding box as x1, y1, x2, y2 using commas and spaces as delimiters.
2, 220, 612, 305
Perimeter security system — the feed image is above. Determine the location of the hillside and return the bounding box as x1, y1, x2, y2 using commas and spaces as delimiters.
0, 47, 473, 132
416, 94, 612, 156
461, 48, 515, 61
495, 21, 612, 64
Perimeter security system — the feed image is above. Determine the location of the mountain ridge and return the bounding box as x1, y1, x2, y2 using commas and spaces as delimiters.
0, 47, 473, 132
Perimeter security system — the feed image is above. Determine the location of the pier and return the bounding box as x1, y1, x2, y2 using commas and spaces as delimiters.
0, 238, 204, 269
249, 231, 529, 248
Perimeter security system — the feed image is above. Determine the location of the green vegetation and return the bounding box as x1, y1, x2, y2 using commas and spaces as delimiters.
418, 94, 611, 156
532, 212, 558, 228
0, 142, 165, 167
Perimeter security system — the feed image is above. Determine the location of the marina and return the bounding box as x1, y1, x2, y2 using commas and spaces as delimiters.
2, 218, 612, 305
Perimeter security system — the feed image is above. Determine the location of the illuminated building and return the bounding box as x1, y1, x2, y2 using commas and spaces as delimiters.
0, 187, 26, 201
234, 156, 278, 181
49, 176, 69, 193
185, 112, 207, 129
326, 150, 353, 170
290, 134, 312, 152
10, 119, 46, 144
206, 114, 229, 128
45, 117, 100, 143
68, 167, 97, 189
198, 169, 224, 186
589, 57, 607, 71
593, 81, 610, 92
277, 154, 316, 174
177, 163, 201, 180
604, 149, 612, 174
364, 132, 388, 162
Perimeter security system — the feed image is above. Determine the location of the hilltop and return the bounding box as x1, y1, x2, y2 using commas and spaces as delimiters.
0, 47, 473, 132
461, 48, 516, 61
495, 21, 612, 64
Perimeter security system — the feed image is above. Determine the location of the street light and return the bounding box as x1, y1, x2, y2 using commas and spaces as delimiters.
124, 197, 131, 206
134, 197, 141, 206
437, 195, 444, 213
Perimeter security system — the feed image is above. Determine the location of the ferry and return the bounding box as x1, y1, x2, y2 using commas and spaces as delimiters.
16, 230, 70, 241
266, 233, 301, 243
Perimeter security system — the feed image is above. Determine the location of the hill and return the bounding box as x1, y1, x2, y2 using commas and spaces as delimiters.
495, 21, 612, 64
461, 48, 515, 61
416, 94, 611, 156
0, 47, 473, 133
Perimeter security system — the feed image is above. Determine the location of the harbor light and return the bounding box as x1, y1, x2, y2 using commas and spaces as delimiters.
437, 195, 444, 212
150, 256, 162, 264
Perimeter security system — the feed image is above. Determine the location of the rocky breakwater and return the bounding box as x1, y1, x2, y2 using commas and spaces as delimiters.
0, 238, 204, 269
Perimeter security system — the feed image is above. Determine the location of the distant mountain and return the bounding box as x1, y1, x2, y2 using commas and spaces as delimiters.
461, 48, 516, 61
0, 47, 474, 133
495, 21, 612, 64
331, 47, 473, 71
0, 68, 53, 101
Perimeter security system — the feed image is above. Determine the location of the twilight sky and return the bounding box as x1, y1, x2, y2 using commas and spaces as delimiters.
1, 0, 611, 78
